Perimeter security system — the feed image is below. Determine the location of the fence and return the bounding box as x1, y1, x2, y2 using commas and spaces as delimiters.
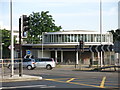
0, 58, 23, 78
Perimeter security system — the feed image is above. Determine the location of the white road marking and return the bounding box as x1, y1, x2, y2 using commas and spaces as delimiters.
2, 85, 56, 89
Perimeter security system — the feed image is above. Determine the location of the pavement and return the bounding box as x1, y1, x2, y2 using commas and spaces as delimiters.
0, 74, 42, 82
56, 64, 120, 72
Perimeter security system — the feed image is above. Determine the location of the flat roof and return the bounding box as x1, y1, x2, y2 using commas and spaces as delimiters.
44, 30, 109, 35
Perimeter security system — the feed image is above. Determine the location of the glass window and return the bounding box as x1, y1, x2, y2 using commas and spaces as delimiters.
88, 34, 91, 42
58, 34, 61, 42
41, 59, 46, 62
74, 34, 77, 42
47, 35, 50, 43
23, 59, 31, 62
83, 34, 87, 42
91, 34, 94, 42
67, 34, 70, 42
44, 35, 48, 42
95, 34, 97, 42
54, 35, 57, 43
51, 35, 53, 42
71, 34, 74, 42
78, 34, 82, 41
102, 34, 105, 42
61, 34, 64, 42
65, 34, 67, 42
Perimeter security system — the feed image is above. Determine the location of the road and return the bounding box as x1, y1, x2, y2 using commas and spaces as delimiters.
1, 65, 119, 89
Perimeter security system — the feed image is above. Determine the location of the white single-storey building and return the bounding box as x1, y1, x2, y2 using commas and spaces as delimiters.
22, 30, 115, 65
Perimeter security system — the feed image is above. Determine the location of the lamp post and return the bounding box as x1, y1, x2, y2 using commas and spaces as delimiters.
10, 0, 14, 77
100, 0, 103, 67
42, 32, 44, 58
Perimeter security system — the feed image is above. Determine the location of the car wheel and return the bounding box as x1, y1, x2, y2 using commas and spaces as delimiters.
46, 65, 52, 70
27, 65, 32, 70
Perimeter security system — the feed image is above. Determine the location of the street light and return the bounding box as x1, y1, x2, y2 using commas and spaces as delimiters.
100, 0, 103, 67
42, 32, 44, 58
10, 0, 14, 77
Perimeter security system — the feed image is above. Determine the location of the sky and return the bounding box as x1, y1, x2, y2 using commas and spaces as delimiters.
0, 0, 119, 32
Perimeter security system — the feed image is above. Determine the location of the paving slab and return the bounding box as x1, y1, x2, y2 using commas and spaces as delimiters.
0, 74, 42, 82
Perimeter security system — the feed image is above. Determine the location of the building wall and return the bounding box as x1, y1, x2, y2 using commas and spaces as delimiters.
38, 51, 51, 58
31, 49, 38, 58
44, 31, 113, 44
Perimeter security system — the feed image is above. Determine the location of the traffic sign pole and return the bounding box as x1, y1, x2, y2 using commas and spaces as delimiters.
19, 17, 22, 77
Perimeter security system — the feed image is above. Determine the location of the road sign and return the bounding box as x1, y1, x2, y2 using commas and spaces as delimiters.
26, 50, 31, 55
89, 45, 113, 52
89, 45, 97, 52
8, 45, 14, 50
97, 45, 103, 52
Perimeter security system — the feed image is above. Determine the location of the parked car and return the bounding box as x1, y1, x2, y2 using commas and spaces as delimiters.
22, 58, 36, 70
7, 58, 36, 70
35, 58, 56, 70
7, 60, 20, 69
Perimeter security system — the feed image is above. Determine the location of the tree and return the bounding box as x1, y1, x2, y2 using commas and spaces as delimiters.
0, 29, 17, 58
109, 29, 120, 42
24, 11, 62, 44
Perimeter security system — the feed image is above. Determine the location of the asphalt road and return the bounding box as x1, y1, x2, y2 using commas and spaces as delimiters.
1, 65, 120, 89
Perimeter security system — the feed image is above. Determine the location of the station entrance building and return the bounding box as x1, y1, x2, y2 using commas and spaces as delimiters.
22, 30, 114, 65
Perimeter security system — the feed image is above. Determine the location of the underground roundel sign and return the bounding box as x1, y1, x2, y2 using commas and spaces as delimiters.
26, 50, 31, 55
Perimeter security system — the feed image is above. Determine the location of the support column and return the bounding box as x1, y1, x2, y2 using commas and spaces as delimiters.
76, 51, 79, 65
115, 53, 119, 66
109, 52, 111, 65
55, 50, 57, 63
61, 51, 63, 63
100, 51, 103, 67
92, 52, 94, 64
98, 52, 100, 66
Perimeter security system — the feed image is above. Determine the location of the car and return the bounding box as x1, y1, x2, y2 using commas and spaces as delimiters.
7, 60, 20, 69
22, 58, 36, 70
7, 58, 36, 70
35, 58, 56, 70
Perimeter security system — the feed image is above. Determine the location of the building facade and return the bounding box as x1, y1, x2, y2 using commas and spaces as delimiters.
22, 30, 114, 65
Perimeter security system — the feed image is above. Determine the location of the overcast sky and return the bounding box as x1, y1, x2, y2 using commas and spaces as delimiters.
0, 0, 119, 32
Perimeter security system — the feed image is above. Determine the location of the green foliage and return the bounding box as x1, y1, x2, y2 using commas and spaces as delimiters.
109, 29, 120, 42
25, 11, 62, 44
1, 29, 11, 47
0, 29, 17, 58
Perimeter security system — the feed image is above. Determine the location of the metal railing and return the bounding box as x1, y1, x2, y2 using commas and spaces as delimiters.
0, 58, 23, 78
